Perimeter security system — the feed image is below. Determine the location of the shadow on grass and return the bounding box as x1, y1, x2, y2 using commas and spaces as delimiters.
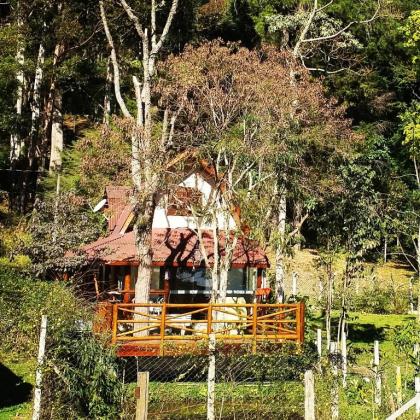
347, 323, 386, 343
0, 362, 32, 408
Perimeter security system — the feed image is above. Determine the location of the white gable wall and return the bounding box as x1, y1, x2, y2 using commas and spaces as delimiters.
152, 173, 236, 230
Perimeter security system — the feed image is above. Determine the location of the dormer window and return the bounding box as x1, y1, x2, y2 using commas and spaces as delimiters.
167, 187, 202, 216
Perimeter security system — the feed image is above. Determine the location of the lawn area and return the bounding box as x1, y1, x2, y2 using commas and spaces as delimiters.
0, 353, 35, 420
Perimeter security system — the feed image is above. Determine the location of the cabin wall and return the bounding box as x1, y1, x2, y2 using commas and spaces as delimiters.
152, 173, 236, 230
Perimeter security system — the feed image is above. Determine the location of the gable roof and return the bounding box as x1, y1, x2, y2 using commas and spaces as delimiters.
104, 186, 132, 232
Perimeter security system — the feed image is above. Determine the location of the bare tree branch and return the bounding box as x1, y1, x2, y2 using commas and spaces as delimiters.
293, 0, 318, 57
119, 0, 146, 40
149, 0, 179, 73
99, 0, 132, 119
300, 0, 380, 45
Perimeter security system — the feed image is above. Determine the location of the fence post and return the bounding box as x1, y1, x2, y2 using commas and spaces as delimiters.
207, 333, 216, 420
297, 302, 305, 342
304, 370, 315, 420
159, 303, 166, 356
416, 377, 420, 415
374, 340, 381, 406
316, 328, 322, 358
292, 272, 298, 296
396, 366, 402, 407
330, 341, 339, 420
32, 315, 48, 420
252, 303, 257, 354
135, 372, 149, 420
341, 330, 347, 388
112, 303, 118, 344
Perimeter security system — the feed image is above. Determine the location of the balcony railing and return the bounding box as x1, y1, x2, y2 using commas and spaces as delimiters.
111, 302, 304, 355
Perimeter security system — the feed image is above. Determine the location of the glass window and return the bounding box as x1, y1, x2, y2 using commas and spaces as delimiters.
227, 269, 246, 290
130, 266, 138, 290
150, 267, 163, 290
173, 268, 211, 291
247, 268, 257, 290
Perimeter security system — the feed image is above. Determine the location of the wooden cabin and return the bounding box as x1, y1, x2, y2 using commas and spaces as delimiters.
76, 169, 304, 356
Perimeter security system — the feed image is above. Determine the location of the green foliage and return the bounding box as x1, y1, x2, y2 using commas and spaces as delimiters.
23, 191, 103, 279
47, 124, 132, 202
350, 282, 409, 314
400, 100, 420, 157
216, 341, 318, 381
0, 267, 89, 355
0, 265, 126, 419
393, 320, 420, 373
43, 332, 126, 419
401, 10, 420, 65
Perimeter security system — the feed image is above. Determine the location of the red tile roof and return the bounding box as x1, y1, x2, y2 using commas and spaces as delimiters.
81, 228, 269, 268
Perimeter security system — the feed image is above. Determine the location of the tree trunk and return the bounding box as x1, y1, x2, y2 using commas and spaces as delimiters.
275, 188, 287, 303
210, 216, 220, 304
29, 40, 45, 166
219, 268, 228, 303
293, 201, 302, 250
103, 55, 112, 124
133, 192, 156, 337
10, 10, 25, 164
384, 235, 388, 263
134, 193, 156, 304
43, 41, 65, 172
49, 87, 63, 172
326, 266, 333, 350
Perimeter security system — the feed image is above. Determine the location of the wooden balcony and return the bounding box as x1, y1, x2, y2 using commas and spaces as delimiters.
111, 302, 305, 357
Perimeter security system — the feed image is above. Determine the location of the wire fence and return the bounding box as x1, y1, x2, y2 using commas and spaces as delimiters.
32, 315, 419, 420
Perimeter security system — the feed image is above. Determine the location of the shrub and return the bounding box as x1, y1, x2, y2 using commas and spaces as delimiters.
42, 332, 127, 419
0, 266, 90, 354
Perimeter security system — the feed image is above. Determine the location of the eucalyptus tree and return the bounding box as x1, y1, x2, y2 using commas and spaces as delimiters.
99, 0, 181, 304
2, 0, 103, 211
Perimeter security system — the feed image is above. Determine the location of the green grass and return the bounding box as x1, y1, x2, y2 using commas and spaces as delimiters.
307, 311, 418, 419
146, 381, 304, 418
0, 353, 35, 420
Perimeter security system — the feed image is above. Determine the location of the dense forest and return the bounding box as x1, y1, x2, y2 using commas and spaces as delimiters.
0, 1, 419, 417
0, 0, 418, 285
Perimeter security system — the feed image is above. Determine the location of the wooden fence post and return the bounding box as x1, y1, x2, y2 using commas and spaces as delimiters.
32, 315, 48, 420
396, 366, 402, 407
292, 272, 298, 296
207, 333, 216, 420
304, 370, 315, 420
341, 330, 347, 388
416, 377, 420, 415
316, 329, 322, 358
374, 340, 381, 406
135, 372, 149, 420
330, 341, 339, 420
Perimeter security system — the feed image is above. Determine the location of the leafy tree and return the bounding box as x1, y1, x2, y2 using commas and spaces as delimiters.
23, 191, 103, 279
161, 40, 356, 301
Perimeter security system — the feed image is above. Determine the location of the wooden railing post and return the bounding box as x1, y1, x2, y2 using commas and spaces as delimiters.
112, 303, 118, 344
297, 302, 305, 342
160, 303, 166, 356
252, 303, 257, 354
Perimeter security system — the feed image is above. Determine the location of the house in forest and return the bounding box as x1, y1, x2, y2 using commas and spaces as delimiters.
75, 161, 304, 356
81, 166, 269, 305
